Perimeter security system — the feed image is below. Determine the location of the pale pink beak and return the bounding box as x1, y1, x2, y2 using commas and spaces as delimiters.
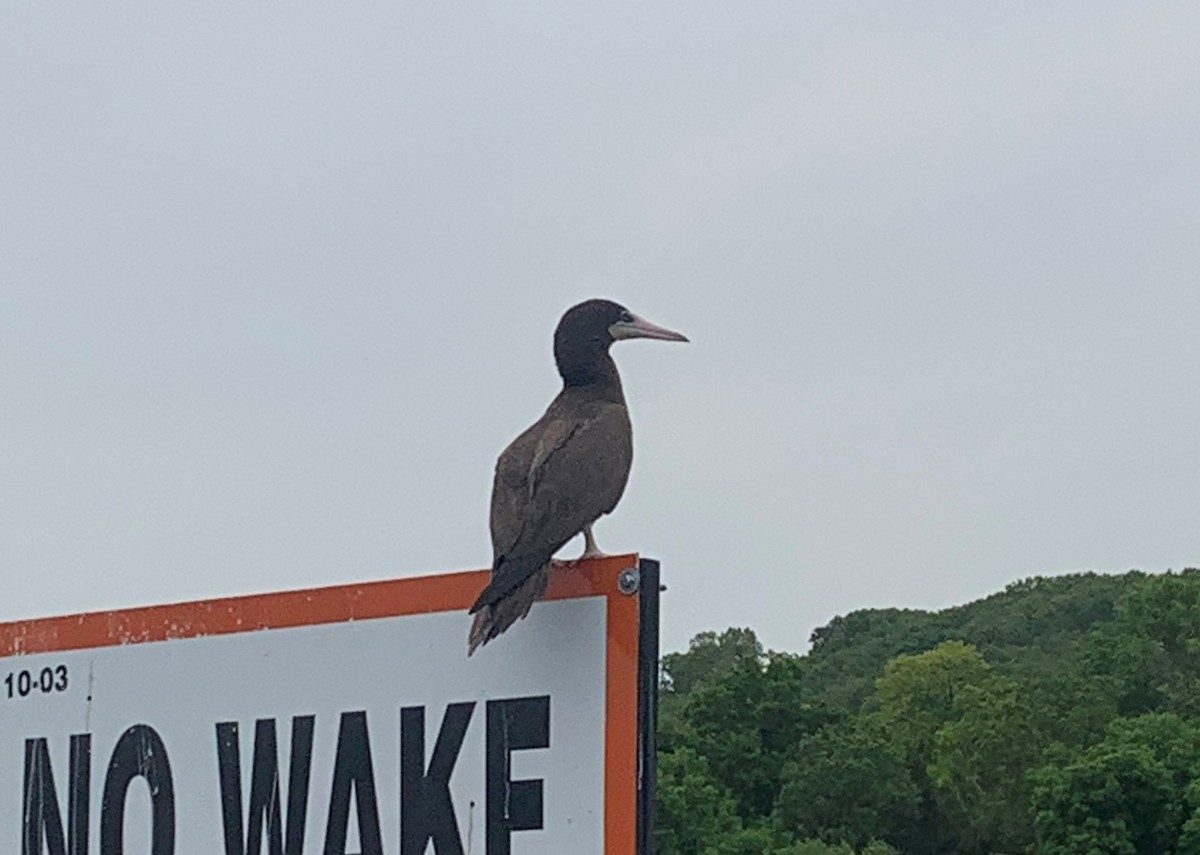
610, 313, 689, 343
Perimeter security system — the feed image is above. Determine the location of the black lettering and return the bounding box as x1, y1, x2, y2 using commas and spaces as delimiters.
400, 702, 474, 855
101, 724, 175, 855
486, 696, 549, 855
323, 711, 382, 855
216, 716, 315, 855
67, 736, 90, 855
22, 734, 90, 855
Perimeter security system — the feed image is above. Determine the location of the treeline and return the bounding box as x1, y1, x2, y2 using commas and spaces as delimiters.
657, 568, 1200, 855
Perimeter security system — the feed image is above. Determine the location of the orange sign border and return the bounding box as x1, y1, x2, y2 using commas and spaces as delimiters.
0, 553, 642, 854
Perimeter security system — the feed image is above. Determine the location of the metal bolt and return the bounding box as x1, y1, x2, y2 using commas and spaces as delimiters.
618, 567, 641, 595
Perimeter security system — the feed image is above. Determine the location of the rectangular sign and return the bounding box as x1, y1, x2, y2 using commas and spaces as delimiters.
0, 554, 653, 854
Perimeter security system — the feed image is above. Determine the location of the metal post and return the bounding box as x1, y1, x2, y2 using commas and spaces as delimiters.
636, 557, 661, 855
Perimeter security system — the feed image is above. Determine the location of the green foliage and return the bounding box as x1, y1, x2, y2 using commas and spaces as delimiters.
663, 627, 764, 696
659, 627, 767, 755
928, 675, 1039, 853
1020, 667, 1117, 749
802, 571, 1130, 716
774, 716, 919, 849
1030, 714, 1200, 854
1089, 571, 1200, 716
1177, 779, 1200, 855
772, 839, 896, 855
875, 641, 992, 763
656, 746, 743, 855
658, 568, 1200, 855
805, 608, 944, 710
858, 843, 898, 855
774, 840, 855, 855
679, 652, 832, 819
718, 825, 788, 855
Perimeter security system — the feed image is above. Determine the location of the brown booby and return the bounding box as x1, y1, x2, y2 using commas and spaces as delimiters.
468, 299, 687, 654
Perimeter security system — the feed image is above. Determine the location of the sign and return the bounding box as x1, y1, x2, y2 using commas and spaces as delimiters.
0, 554, 660, 855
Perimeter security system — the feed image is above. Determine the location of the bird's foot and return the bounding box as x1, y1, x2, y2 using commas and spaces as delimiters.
579, 524, 608, 560
551, 525, 610, 568
550, 550, 609, 570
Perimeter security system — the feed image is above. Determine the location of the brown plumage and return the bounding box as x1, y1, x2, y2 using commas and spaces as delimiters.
468, 299, 687, 654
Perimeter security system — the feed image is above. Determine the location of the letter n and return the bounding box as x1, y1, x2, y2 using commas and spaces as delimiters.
22, 735, 90, 855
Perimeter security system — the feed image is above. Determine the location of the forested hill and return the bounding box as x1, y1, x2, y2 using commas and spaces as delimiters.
657, 568, 1200, 855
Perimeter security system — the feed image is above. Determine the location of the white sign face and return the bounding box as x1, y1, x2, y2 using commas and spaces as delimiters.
0, 565, 641, 855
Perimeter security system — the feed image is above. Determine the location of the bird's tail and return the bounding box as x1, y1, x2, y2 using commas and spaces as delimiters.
467, 562, 550, 656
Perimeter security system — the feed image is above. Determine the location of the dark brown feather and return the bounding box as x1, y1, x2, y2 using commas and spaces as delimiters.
470, 386, 632, 613
467, 299, 682, 654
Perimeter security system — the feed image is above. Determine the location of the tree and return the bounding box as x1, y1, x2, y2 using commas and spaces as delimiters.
1089, 571, 1200, 716
655, 570, 1200, 854
774, 716, 919, 850
874, 641, 995, 854
1031, 714, 1200, 854
928, 676, 1039, 853
875, 641, 992, 763
681, 653, 832, 820
660, 628, 767, 756
662, 628, 764, 696
1176, 778, 1200, 855
774, 841, 855, 855
656, 747, 743, 855
773, 840, 897, 855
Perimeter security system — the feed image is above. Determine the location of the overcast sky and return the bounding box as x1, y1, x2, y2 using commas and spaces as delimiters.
3, 4, 1198, 655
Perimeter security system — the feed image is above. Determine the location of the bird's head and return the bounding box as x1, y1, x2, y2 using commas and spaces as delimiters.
554, 299, 688, 386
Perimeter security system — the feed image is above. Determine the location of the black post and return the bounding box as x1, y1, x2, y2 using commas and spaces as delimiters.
636, 557, 661, 855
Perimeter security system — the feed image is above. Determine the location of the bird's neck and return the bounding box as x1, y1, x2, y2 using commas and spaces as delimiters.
559, 352, 626, 404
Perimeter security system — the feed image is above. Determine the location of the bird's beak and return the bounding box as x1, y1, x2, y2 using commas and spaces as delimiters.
610, 313, 689, 343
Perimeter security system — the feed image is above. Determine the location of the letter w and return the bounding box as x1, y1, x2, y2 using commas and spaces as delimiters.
216, 716, 315, 855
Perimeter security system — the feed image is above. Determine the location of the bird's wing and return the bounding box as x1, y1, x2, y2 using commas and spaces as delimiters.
480, 401, 632, 604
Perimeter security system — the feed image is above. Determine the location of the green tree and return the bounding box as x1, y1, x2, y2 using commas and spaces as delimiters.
1177, 778, 1200, 855
682, 652, 832, 820
773, 840, 855, 855
774, 716, 919, 849
1031, 714, 1200, 854
655, 570, 1200, 855
719, 825, 788, 855
802, 571, 1131, 716
874, 641, 995, 854
1022, 668, 1117, 749
1089, 571, 1200, 716
662, 628, 764, 696
928, 675, 1039, 853
660, 628, 767, 757
772, 840, 897, 855
875, 641, 993, 763
858, 843, 899, 855
656, 746, 742, 855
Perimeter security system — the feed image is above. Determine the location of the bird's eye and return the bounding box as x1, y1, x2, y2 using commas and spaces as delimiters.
618, 311, 633, 323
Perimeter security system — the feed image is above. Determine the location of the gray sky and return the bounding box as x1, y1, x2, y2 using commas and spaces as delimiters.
3, 4, 1198, 655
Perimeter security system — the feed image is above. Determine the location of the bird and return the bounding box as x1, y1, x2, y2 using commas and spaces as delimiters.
468, 298, 687, 654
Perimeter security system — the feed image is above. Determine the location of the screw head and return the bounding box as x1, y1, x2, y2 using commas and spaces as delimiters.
617, 568, 641, 595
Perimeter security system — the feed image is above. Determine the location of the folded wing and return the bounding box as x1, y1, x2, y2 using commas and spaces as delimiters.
473, 398, 633, 611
